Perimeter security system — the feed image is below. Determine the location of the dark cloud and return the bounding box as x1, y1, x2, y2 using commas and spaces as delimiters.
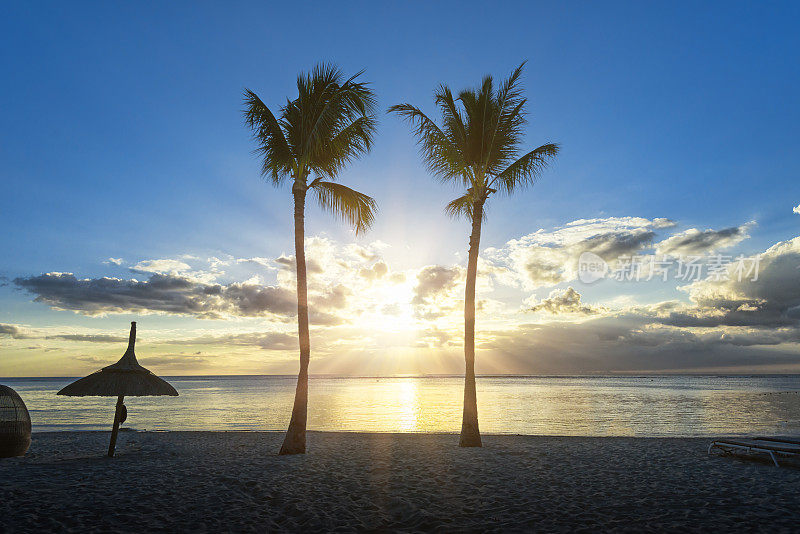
482, 238, 800, 372
659, 308, 795, 328
666, 237, 800, 327
656, 225, 750, 256
0, 324, 28, 339
582, 231, 657, 260
482, 317, 800, 374
528, 287, 602, 315
14, 272, 298, 319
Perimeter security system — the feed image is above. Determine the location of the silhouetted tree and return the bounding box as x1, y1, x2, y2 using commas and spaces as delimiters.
244, 64, 377, 454
390, 63, 558, 447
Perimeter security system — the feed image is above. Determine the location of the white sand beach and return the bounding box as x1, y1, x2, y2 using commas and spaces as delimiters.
2, 431, 799, 532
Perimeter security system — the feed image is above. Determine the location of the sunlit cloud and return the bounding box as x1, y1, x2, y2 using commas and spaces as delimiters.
524, 287, 605, 316
483, 216, 676, 290
132, 259, 192, 274
7, 217, 800, 375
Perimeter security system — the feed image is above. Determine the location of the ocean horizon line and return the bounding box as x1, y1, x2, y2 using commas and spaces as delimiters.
4, 372, 800, 380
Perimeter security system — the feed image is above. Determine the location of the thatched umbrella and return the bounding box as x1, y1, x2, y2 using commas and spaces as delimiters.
58, 322, 178, 457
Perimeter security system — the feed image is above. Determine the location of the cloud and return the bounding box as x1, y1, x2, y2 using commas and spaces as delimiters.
412, 265, 463, 305
275, 255, 323, 274
409, 265, 467, 321
480, 317, 800, 374
2, 325, 126, 343
104, 258, 124, 266
474, 232, 800, 373
794, 204, 800, 215
73, 355, 108, 365
137, 355, 211, 368
12, 236, 415, 333
526, 287, 603, 315
178, 332, 298, 351
414, 327, 453, 348
359, 260, 389, 280
236, 257, 277, 270
313, 284, 350, 310
0, 324, 29, 339
131, 259, 192, 274
665, 236, 800, 328
14, 271, 351, 325
654, 223, 752, 256
484, 217, 675, 289
14, 272, 298, 319
46, 334, 128, 343
13, 227, 800, 375
73, 353, 212, 369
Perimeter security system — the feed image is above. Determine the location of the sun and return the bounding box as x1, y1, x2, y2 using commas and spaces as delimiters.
367, 277, 418, 332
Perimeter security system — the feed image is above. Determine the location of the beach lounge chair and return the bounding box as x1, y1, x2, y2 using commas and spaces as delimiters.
708, 437, 800, 467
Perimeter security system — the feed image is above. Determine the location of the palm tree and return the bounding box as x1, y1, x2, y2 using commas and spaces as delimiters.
244, 64, 378, 455
389, 63, 558, 447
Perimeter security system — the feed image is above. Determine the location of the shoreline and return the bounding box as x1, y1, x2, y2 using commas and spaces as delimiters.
3, 431, 800, 532
27, 429, 800, 439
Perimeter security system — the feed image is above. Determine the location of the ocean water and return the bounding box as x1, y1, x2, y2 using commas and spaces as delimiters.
2, 375, 799, 437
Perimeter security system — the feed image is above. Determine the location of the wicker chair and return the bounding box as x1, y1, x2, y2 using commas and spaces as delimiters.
0, 385, 32, 457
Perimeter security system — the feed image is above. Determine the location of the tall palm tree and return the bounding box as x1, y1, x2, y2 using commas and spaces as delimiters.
390, 63, 558, 447
244, 64, 378, 455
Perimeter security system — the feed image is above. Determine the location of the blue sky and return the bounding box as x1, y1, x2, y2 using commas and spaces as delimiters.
2, 2, 800, 376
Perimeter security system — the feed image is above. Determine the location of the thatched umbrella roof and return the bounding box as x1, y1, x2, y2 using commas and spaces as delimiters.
58, 322, 178, 397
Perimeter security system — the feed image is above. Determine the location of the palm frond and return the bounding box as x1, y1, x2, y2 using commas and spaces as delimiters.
242, 88, 293, 185
444, 193, 474, 220
484, 62, 527, 174
444, 190, 488, 221
392, 61, 559, 220
388, 103, 465, 183
434, 85, 466, 150
493, 143, 559, 194
311, 181, 377, 234
314, 115, 377, 178
300, 66, 377, 170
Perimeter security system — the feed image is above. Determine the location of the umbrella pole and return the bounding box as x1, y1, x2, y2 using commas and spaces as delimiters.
108, 395, 125, 457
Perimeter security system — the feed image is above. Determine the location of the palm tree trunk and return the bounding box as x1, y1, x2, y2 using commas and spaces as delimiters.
460, 201, 483, 447
279, 187, 311, 455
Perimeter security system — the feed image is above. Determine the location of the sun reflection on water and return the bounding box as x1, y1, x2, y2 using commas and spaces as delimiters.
8, 375, 800, 436
395, 379, 420, 431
